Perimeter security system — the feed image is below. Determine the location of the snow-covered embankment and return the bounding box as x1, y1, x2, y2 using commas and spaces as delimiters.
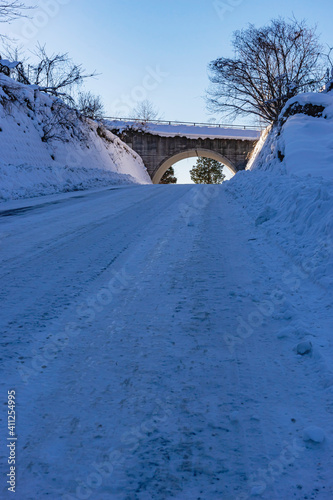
0, 74, 151, 202
227, 91, 333, 288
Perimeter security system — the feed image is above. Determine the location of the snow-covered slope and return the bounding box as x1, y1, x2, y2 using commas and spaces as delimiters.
228, 91, 333, 289
0, 75, 151, 201
247, 92, 333, 180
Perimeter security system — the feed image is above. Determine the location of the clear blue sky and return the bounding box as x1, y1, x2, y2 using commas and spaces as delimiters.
4, 0, 333, 124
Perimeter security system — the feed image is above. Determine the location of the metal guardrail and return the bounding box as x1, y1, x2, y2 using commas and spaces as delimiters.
105, 117, 262, 131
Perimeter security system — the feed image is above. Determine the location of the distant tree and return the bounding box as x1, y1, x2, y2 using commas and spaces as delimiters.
160, 166, 177, 184
190, 157, 225, 184
77, 91, 105, 120
207, 18, 325, 123
132, 99, 162, 122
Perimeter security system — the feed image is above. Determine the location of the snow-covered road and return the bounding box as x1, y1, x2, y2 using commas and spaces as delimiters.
1, 184, 332, 499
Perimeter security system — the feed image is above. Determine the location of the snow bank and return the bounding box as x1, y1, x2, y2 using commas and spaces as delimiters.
249, 92, 333, 181
0, 75, 151, 201
228, 91, 333, 289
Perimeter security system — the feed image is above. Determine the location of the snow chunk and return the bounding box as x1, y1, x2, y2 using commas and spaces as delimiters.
229, 411, 240, 423
0, 59, 20, 69
250, 483, 266, 496
303, 426, 325, 443
296, 341, 313, 356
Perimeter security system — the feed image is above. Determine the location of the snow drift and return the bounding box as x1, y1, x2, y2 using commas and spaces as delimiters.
0, 75, 151, 201
228, 90, 333, 288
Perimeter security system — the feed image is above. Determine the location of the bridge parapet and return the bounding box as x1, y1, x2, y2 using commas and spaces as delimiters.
106, 117, 261, 130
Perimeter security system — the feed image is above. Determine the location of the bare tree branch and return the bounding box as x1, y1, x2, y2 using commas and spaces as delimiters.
207, 18, 325, 123
29, 45, 97, 101
77, 91, 105, 120
0, 1, 30, 21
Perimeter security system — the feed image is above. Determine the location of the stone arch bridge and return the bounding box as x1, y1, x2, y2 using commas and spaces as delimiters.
107, 120, 261, 184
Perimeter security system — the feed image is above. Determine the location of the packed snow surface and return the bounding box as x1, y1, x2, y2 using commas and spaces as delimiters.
1, 179, 333, 499
0, 75, 151, 202
1, 91, 333, 499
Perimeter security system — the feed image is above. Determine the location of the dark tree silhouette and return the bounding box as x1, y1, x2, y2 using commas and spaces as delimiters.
208, 18, 324, 123
190, 158, 225, 184
160, 166, 177, 184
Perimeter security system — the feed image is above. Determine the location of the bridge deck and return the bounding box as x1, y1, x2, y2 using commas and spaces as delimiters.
106, 119, 261, 141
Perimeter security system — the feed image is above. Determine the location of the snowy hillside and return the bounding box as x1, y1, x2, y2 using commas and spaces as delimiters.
228, 90, 333, 289
0, 75, 151, 201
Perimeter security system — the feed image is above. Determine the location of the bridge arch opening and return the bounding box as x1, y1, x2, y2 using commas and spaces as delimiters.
152, 149, 237, 184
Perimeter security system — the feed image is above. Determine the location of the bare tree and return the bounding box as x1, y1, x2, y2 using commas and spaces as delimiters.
0, 1, 31, 22
131, 99, 162, 123
0, 43, 100, 142
0, 1, 33, 42
41, 100, 81, 143
77, 91, 105, 120
22, 44, 97, 105
207, 18, 325, 123
1, 44, 97, 103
